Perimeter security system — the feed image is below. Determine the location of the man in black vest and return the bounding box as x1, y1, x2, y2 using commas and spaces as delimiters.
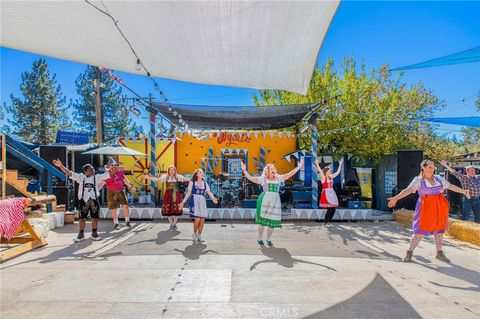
53, 159, 111, 242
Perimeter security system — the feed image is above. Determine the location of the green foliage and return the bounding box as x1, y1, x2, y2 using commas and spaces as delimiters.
253, 57, 458, 163
5, 59, 70, 144
70, 66, 138, 143
461, 91, 480, 149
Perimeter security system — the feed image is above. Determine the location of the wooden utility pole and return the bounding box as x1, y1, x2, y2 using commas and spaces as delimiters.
94, 79, 104, 166
2, 133, 6, 200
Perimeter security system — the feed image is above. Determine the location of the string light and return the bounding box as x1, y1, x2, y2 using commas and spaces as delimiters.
135, 58, 142, 71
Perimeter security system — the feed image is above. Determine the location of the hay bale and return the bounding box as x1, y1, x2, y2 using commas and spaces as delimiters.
393, 209, 480, 246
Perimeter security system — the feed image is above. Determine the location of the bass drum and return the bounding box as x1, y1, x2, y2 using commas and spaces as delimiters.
221, 190, 240, 208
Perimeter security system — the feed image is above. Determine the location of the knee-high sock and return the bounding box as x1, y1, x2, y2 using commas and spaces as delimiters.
408, 235, 423, 251
266, 227, 274, 241
258, 225, 265, 240
434, 234, 444, 252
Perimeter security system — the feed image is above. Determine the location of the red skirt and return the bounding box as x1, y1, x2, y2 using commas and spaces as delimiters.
319, 188, 338, 208
162, 189, 183, 216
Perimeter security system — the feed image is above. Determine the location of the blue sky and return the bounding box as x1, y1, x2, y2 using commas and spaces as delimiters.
1, 1, 479, 138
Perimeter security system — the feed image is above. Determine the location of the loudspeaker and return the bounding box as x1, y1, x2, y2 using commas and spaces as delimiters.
73, 151, 95, 173
52, 186, 71, 210
447, 170, 464, 214
397, 150, 423, 210
39, 145, 68, 187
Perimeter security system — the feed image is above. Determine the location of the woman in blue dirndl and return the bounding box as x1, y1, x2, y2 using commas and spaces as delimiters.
180, 169, 218, 242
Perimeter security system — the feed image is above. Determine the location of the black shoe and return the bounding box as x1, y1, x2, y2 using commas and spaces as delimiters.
90, 233, 102, 241
114, 223, 120, 230
125, 221, 131, 228
74, 234, 85, 243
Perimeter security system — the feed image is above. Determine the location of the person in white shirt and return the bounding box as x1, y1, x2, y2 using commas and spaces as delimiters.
53, 159, 110, 242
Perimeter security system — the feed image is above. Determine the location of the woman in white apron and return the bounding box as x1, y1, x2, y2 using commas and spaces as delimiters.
315, 158, 344, 227
180, 169, 218, 242
241, 158, 304, 246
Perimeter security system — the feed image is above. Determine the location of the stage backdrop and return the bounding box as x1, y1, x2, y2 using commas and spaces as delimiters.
175, 131, 297, 176
117, 137, 176, 189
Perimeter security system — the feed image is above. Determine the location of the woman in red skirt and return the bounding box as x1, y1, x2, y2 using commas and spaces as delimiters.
315, 158, 344, 227
145, 166, 189, 230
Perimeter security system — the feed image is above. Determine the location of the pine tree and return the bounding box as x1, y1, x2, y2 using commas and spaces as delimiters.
70, 66, 138, 143
5, 59, 70, 144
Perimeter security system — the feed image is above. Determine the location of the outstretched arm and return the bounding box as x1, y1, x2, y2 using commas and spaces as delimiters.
282, 158, 304, 180
330, 158, 344, 179
180, 182, 193, 208
448, 184, 470, 198
52, 159, 73, 177
440, 160, 467, 183
440, 160, 456, 174
315, 159, 325, 183
205, 184, 218, 204
144, 173, 166, 183
387, 187, 414, 208
241, 161, 260, 184
176, 174, 190, 182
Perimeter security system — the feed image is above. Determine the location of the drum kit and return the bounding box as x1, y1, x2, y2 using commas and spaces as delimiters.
207, 172, 261, 208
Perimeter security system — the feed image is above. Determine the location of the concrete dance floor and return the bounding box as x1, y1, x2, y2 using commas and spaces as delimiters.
1, 220, 479, 318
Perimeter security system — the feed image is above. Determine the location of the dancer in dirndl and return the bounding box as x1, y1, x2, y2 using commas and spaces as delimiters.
145, 165, 189, 230
315, 158, 344, 227
241, 158, 304, 246
180, 169, 218, 242
388, 159, 470, 263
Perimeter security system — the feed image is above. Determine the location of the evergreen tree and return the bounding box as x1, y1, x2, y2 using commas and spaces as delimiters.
5, 59, 70, 144
70, 66, 138, 143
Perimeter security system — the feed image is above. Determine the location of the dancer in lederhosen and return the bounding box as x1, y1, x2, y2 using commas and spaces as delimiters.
145, 166, 189, 230
241, 158, 304, 246
53, 159, 110, 242
315, 158, 344, 227
388, 159, 470, 263
180, 169, 218, 242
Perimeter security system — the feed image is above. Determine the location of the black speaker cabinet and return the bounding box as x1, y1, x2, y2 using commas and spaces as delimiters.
52, 186, 71, 210
39, 145, 68, 187
397, 150, 423, 210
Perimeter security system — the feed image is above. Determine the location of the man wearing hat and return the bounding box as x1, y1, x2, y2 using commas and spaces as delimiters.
53, 159, 111, 242
441, 160, 480, 223
104, 157, 135, 230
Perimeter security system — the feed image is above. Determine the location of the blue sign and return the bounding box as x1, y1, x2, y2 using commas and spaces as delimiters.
56, 131, 90, 145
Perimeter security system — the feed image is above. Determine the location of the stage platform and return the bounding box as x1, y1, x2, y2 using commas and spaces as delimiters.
99, 207, 392, 221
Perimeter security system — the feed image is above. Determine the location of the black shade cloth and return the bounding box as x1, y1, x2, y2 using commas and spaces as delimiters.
151, 103, 314, 130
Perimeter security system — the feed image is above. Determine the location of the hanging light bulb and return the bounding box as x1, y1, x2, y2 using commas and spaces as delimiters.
178, 114, 182, 119
129, 106, 141, 116
168, 106, 173, 112
135, 58, 142, 71
121, 107, 128, 117
173, 111, 178, 116
179, 119, 184, 124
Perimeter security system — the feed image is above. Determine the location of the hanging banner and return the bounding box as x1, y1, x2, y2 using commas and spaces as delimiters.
228, 157, 243, 179
356, 168, 373, 199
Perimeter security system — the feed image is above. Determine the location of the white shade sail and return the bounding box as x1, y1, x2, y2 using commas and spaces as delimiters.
1, 0, 339, 94
83, 145, 146, 156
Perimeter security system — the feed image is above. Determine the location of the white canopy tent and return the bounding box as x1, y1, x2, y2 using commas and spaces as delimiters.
1, 0, 339, 94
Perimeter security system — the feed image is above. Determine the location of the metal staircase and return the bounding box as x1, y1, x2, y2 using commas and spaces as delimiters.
1, 134, 66, 198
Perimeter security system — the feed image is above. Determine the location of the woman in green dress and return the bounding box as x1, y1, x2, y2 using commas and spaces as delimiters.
241, 158, 304, 246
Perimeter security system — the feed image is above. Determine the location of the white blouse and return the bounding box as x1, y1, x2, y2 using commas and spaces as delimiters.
408, 175, 450, 192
